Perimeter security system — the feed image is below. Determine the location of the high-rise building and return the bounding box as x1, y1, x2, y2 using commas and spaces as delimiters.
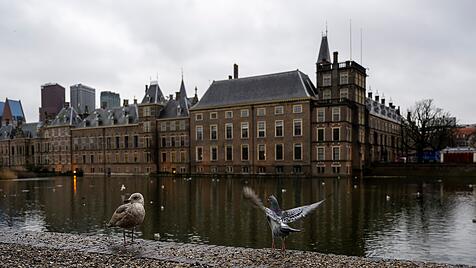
39, 83, 65, 122
70, 84, 96, 114
100, 91, 120, 109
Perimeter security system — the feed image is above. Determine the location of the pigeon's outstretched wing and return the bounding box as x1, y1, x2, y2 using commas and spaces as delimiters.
281, 199, 325, 224
243, 186, 279, 221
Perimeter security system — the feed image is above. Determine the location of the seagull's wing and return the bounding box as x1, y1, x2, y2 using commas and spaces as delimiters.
108, 203, 130, 227
281, 199, 325, 224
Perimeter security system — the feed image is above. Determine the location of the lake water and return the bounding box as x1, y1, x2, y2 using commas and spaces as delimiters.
0, 175, 475, 265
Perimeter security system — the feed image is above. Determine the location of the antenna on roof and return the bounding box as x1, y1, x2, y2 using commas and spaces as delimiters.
349, 18, 352, 61
181, 67, 184, 80
360, 27, 363, 65
325, 20, 328, 36
156, 72, 158, 81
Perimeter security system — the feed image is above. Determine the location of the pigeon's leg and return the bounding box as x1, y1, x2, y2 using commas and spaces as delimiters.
123, 230, 126, 244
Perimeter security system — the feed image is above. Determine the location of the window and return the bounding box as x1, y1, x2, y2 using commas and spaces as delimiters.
340, 72, 348, 84
210, 125, 218, 140
195, 113, 203, 121
225, 111, 233, 119
257, 121, 266, 138
275, 120, 284, 137
161, 122, 167, 131
171, 136, 176, 147
294, 143, 302, 160
275, 106, 284, 115
115, 136, 120, 149
225, 166, 233, 173
275, 166, 284, 173
323, 74, 331, 86
196, 147, 203, 161
258, 144, 266, 160
196, 126, 203, 140
134, 135, 139, 148
180, 151, 186, 162
332, 107, 340, 121
211, 146, 218, 161
143, 121, 151, 132
225, 123, 233, 139
179, 120, 186, 130
257, 108, 266, 116
317, 108, 325, 122
143, 107, 150, 117
317, 128, 325, 141
124, 136, 129, 148
332, 146, 340, 160
340, 88, 348, 99
170, 121, 176, 131
317, 147, 325, 161
275, 144, 284, 161
333, 127, 340, 141
293, 119, 302, 136
225, 145, 233, 161
210, 112, 217, 119
241, 122, 249, 139
241, 144, 249, 161
171, 152, 176, 163
293, 105, 302, 113
242, 166, 249, 173
323, 89, 331, 100
241, 109, 249, 117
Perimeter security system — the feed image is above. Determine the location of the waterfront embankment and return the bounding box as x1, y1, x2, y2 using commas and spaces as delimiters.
0, 229, 470, 267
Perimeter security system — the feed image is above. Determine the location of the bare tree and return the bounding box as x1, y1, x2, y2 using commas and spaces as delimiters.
402, 99, 456, 162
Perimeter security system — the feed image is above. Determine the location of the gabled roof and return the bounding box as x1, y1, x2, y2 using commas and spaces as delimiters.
191, 70, 316, 110
317, 35, 331, 64
6, 99, 25, 119
50, 106, 82, 127
159, 79, 192, 119
20, 122, 41, 138
0, 101, 4, 117
0, 125, 13, 140
78, 104, 139, 128
141, 81, 166, 104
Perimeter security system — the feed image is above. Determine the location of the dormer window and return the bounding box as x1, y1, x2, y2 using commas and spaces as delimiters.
323, 74, 331, 86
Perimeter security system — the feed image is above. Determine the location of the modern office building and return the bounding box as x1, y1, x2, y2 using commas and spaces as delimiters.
39, 83, 65, 122
70, 84, 96, 114
100, 91, 120, 109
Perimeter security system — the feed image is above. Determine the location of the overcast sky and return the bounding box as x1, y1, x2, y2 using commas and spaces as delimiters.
1, 0, 474, 123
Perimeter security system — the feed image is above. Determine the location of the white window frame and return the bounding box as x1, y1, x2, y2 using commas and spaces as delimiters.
225, 145, 233, 161
274, 106, 284, 115
196, 125, 203, 140
275, 120, 284, 137
240, 109, 249, 117
257, 144, 266, 161
293, 119, 302, 137
339, 72, 349, 85
317, 127, 325, 142
210, 112, 218, 119
317, 146, 325, 161
323, 74, 332, 86
210, 146, 218, 161
293, 104, 302, 114
241, 122, 249, 139
293, 143, 302, 161
332, 107, 341, 121
196, 146, 203, 162
225, 123, 233, 139
317, 108, 325, 122
332, 127, 340, 141
225, 111, 233, 119
195, 113, 203, 121
257, 121, 266, 138
275, 143, 284, 161
241, 144, 249, 161
332, 146, 340, 161
323, 89, 331, 100
210, 125, 218, 140
257, 107, 266, 116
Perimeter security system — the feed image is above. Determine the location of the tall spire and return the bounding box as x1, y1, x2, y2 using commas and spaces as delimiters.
317, 31, 331, 64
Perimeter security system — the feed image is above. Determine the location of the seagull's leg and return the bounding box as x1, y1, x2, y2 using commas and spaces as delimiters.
123, 230, 126, 244
132, 227, 134, 243
281, 238, 286, 252
271, 236, 275, 251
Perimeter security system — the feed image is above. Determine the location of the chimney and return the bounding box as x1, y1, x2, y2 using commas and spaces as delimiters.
228, 75, 232, 80
389, 101, 394, 108
397, 106, 401, 115
123, 99, 129, 107
375, 95, 379, 102
368, 92, 373, 99
333, 51, 338, 64
169, 94, 173, 100
381, 98, 385, 105
233, 63, 238, 79
145, 85, 148, 92
64, 102, 70, 108
175, 91, 181, 100
133, 98, 137, 104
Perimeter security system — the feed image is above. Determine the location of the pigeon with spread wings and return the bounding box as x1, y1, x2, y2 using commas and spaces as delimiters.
243, 187, 325, 251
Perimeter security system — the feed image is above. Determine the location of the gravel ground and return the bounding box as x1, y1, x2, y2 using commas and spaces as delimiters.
0, 229, 471, 267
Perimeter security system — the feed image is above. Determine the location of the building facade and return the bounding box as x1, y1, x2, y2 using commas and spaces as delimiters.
70, 84, 96, 114
39, 83, 65, 122
100, 91, 121, 109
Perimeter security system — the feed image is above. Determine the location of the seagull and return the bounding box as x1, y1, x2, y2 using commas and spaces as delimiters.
243, 187, 325, 252
107, 193, 146, 244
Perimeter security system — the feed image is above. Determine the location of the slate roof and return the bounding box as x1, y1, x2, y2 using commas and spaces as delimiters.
191, 70, 316, 110
20, 122, 41, 138
78, 104, 139, 128
317, 35, 331, 64
6, 99, 25, 120
365, 97, 401, 123
0, 125, 13, 140
141, 81, 166, 104
159, 79, 191, 119
0, 101, 4, 117
50, 106, 82, 127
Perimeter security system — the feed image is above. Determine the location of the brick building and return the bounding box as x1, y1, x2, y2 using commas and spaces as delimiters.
39, 83, 65, 122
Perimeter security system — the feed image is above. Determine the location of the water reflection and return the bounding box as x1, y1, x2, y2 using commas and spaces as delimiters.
0, 176, 475, 265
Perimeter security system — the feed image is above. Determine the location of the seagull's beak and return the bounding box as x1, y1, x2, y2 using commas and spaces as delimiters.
123, 199, 131, 204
